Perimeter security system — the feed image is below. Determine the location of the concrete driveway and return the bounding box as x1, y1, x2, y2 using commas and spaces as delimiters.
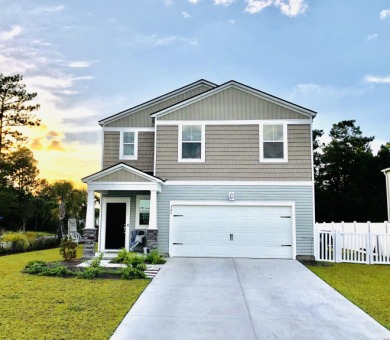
111, 258, 390, 340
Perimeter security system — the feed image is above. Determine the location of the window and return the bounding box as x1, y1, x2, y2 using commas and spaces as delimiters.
260, 124, 288, 162
120, 131, 138, 160
179, 124, 205, 162
135, 196, 150, 228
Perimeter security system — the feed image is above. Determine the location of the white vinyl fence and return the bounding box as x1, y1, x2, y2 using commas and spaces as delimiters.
315, 222, 390, 265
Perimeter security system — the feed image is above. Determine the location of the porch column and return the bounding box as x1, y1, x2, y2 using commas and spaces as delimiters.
85, 190, 95, 229
149, 189, 157, 229
83, 189, 96, 259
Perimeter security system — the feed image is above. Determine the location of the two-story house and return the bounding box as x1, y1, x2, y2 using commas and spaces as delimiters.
82, 79, 317, 260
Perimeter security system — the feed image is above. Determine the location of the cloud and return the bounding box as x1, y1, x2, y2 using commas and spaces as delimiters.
214, 0, 235, 6
227, 19, 236, 24
48, 140, 67, 151
30, 131, 68, 152
31, 5, 65, 14
0, 25, 23, 41
291, 83, 370, 99
164, 0, 173, 6
67, 60, 95, 68
245, 0, 307, 17
182, 11, 191, 18
379, 9, 390, 20
366, 34, 378, 41
188, 0, 201, 3
364, 75, 390, 84
158, 36, 198, 46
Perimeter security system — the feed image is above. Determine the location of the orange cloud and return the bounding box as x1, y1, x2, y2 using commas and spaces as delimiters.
31, 137, 43, 150
47, 140, 66, 151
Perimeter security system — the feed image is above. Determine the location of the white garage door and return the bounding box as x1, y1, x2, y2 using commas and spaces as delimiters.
170, 204, 294, 258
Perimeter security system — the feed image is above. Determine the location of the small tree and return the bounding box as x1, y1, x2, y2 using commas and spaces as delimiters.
0, 74, 41, 156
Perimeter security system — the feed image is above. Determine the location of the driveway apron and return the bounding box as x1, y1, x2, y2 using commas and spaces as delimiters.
111, 258, 390, 340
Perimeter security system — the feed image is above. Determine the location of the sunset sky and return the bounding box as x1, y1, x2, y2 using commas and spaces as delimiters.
1, 0, 389, 186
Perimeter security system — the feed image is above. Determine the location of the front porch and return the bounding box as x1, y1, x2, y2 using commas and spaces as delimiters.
82, 163, 163, 258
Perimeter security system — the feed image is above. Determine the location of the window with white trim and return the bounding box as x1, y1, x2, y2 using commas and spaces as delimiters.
260, 124, 288, 162
120, 131, 138, 160
179, 124, 205, 162
135, 195, 150, 228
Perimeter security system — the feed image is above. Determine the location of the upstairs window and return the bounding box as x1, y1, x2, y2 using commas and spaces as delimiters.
260, 124, 288, 162
179, 124, 205, 162
120, 131, 138, 160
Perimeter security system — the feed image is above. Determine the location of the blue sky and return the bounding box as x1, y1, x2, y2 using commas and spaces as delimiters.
1, 0, 389, 183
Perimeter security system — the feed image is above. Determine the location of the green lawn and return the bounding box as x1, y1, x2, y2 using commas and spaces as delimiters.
307, 263, 390, 330
0, 247, 149, 339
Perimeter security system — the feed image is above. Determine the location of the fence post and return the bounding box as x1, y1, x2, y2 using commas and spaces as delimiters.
367, 221, 371, 264
314, 223, 318, 261
335, 231, 342, 263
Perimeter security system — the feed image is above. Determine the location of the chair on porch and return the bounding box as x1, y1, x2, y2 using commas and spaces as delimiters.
129, 230, 145, 251
68, 218, 83, 244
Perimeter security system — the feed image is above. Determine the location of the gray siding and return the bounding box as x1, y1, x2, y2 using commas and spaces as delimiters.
159, 87, 309, 121
105, 85, 212, 127
103, 131, 154, 171
95, 169, 149, 182
156, 185, 314, 256
156, 124, 312, 181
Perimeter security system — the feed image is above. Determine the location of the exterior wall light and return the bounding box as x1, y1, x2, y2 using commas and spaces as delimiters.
228, 192, 235, 201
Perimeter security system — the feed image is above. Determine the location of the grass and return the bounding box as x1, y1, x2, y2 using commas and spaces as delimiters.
0, 246, 149, 339
307, 262, 390, 330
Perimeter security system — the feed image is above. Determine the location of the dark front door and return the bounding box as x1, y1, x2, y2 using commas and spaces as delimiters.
105, 202, 126, 249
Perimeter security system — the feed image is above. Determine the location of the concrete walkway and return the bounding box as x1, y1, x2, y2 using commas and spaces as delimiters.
111, 258, 390, 340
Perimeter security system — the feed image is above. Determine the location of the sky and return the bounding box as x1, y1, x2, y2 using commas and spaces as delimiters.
1, 0, 389, 186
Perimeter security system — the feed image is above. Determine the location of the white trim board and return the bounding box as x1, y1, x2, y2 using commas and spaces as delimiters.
156, 119, 312, 126
104, 127, 155, 132
163, 181, 314, 186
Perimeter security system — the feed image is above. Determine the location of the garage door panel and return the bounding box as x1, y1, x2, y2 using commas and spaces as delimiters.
171, 231, 202, 243
170, 204, 293, 258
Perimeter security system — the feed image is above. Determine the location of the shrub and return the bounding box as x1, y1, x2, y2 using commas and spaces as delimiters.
117, 267, 147, 280
145, 249, 166, 264
44, 263, 73, 277
77, 267, 101, 279
90, 254, 103, 268
1, 232, 30, 250
59, 237, 78, 261
23, 260, 48, 274
135, 263, 147, 271
113, 248, 129, 263
124, 253, 145, 268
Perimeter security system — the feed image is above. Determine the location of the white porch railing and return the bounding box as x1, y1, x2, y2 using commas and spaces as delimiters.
315, 222, 390, 265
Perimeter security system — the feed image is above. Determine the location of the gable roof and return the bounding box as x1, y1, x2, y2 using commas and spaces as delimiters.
82, 163, 164, 183
151, 80, 317, 119
99, 79, 217, 126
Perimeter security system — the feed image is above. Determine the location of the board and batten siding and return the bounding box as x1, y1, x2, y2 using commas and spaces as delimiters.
105, 85, 212, 127
159, 87, 309, 121
95, 169, 149, 182
103, 131, 154, 171
156, 124, 312, 181
156, 185, 314, 256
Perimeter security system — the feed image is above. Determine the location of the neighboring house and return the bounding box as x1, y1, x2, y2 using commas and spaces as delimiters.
383, 167, 390, 221
82, 80, 317, 259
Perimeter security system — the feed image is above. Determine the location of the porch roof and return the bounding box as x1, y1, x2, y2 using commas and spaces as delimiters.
81, 163, 163, 192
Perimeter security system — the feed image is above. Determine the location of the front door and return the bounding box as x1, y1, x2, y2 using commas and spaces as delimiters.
102, 197, 130, 250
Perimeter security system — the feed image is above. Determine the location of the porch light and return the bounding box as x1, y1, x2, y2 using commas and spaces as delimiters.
228, 192, 235, 201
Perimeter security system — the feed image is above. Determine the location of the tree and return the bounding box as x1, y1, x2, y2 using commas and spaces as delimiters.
314, 120, 390, 222
7, 147, 42, 230
0, 74, 40, 156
